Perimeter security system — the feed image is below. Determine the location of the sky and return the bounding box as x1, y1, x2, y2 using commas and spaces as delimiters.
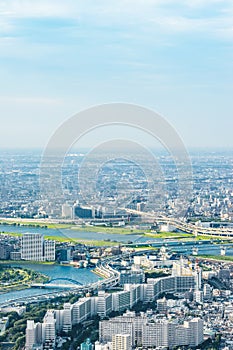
0, 0, 233, 150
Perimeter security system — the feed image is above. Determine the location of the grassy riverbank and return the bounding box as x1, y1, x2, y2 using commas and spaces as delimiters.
0, 265, 49, 293
1, 232, 121, 247
3, 230, 232, 249
197, 255, 233, 263
144, 231, 191, 239
0, 219, 144, 234
0, 260, 56, 266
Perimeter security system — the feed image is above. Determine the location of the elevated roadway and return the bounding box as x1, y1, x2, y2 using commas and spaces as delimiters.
124, 208, 233, 238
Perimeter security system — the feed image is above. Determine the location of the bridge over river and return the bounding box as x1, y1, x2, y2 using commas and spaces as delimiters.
31, 277, 83, 289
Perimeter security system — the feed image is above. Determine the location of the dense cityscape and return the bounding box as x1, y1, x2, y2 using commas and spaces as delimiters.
2, 150, 233, 223
1, 0, 232, 349
0, 150, 233, 349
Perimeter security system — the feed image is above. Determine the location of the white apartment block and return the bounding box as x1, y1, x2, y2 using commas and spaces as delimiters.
21, 234, 43, 261
142, 320, 170, 348
25, 320, 37, 350
112, 334, 132, 350
95, 342, 112, 350
99, 313, 204, 349
124, 284, 142, 308
71, 297, 92, 325
21, 233, 55, 261
99, 316, 134, 346
188, 318, 204, 346
62, 303, 72, 333
112, 290, 131, 312
25, 311, 56, 350
144, 275, 195, 302
94, 291, 113, 317
42, 311, 56, 346
44, 240, 56, 261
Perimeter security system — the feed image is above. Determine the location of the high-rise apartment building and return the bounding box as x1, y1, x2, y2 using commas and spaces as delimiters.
44, 240, 56, 261
42, 311, 56, 346
62, 303, 72, 333
21, 233, 55, 261
95, 291, 113, 317
72, 297, 92, 325
99, 313, 204, 349
112, 334, 132, 350
21, 234, 43, 261
112, 290, 131, 312
25, 320, 37, 350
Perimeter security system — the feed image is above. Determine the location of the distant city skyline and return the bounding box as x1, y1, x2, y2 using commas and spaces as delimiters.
0, 0, 232, 149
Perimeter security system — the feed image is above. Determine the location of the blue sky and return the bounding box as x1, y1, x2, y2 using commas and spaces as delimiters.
0, 0, 233, 149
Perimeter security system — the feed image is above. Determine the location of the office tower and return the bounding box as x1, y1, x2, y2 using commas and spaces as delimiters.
74, 204, 95, 219
59, 248, 71, 262
0, 243, 13, 260
62, 202, 74, 219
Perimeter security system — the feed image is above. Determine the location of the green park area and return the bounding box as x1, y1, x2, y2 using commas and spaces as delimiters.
2, 229, 233, 249
197, 255, 233, 263
1, 232, 126, 247
0, 265, 49, 292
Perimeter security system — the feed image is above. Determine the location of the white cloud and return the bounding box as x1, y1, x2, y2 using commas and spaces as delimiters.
0, 0, 232, 42
150, 14, 232, 35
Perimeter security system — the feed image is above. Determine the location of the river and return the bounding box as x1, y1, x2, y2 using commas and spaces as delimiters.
1, 224, 233, 305
0, 224, 141, 243
0, 264, 100, 305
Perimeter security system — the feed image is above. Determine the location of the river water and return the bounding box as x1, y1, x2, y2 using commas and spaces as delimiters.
0, 224, 142, 242
1, 224, 233, 305
0, 264, 100, 305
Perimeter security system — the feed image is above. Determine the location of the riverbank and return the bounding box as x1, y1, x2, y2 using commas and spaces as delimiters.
0, 260, 56, 266
0, 219, 144, 235
0, 265, 49, 293
144, 231, 191, 239
197, 255, 233, 263
1, 232, 122, 246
